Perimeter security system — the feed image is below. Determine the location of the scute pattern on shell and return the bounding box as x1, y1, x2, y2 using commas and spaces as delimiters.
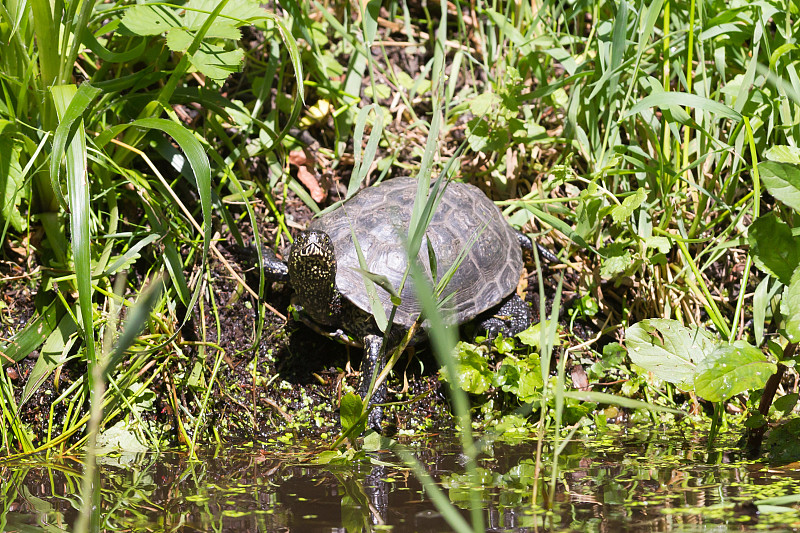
308, 177, 523, 328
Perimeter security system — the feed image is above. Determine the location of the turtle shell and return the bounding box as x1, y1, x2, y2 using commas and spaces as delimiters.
308, 177, 523, 328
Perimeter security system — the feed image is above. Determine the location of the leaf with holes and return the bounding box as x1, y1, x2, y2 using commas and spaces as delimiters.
121, 0, 270, 83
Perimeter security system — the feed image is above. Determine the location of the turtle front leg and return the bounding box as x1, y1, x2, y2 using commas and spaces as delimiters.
262, 247, 290, 281
358, 334, 387, 432
477, 293, 531, 340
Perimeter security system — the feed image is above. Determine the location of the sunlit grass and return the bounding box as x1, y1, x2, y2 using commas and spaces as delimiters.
0, 0, 796, 489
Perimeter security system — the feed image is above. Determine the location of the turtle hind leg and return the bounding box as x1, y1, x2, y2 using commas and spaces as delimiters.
476, 293, 531, 340
357, 334, 387, 432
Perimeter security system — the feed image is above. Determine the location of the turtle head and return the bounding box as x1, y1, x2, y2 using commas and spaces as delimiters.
288, 230, 339, 325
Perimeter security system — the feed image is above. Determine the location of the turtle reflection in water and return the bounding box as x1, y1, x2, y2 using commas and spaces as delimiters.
265, 177, 534, 429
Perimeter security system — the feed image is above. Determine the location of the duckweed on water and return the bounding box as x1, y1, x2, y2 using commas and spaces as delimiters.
4, 427, 800, 532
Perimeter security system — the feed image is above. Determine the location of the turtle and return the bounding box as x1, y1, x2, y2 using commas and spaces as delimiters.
265, 177, 534, 429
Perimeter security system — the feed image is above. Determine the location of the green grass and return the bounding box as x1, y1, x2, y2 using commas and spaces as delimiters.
2, 0, 800, 530
0, 0, 798, 504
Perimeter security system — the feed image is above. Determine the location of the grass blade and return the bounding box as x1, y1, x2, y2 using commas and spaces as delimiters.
51, 84, 97, 373
49, 82, 101, 213
625, 91, 743, 122
129, 117, 212, 322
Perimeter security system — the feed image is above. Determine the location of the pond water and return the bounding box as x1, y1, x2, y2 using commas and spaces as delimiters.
3, 426, 800, 532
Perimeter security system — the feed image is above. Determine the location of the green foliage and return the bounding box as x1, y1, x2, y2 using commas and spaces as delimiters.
442, 322, 575, 429
466, 67, 547, 154
627, 319, 776, 403
759, 161, 800, 213
120, 0, 270, 82
625, 319, 717, 390
0, 135, 28, 233
496, 354, 543, 404
748, 214, 800, 285
444, 342, 493, 395
0, 0, 301, 456
444, 328, 549, 410
338, 393, 367, 448
0, 0, 797, 466
693, 342, 776, 403
780, 267, 800, 343
765, 418, 800, 462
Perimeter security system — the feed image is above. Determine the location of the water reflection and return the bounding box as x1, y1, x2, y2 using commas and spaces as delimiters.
2, 427, 800, 532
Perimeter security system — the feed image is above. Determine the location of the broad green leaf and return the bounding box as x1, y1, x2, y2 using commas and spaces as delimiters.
765, 146, 800, 165
611, 188, 647, 224
165, 28, 205, 50
497, 355, 543, 403
759, 161, 800, 213
444, 342, 492, 394
164, 29, 244, 81
339, 393, 364, 431
645, 236, 671, 253
189, 44, 245, 82
516, 370, 543, 403
194, 0, 268, 23
364, 83, 391, 100
781, 266, 800, 343
748, 213, 800, 284
121, 0, 264, 83
182, 0, 242, 37
694, 341, 776, 402
764, 419, 800, 462
774, 393, 799, 414
745, 411, 767, 429
466, 118, 490, 152
516, 321, 553, 350
96, 420, 149, 453
121, 5, 181, 36
625, 319, 718, 389
599, 243, 632, 278
469, 92, 500, 116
